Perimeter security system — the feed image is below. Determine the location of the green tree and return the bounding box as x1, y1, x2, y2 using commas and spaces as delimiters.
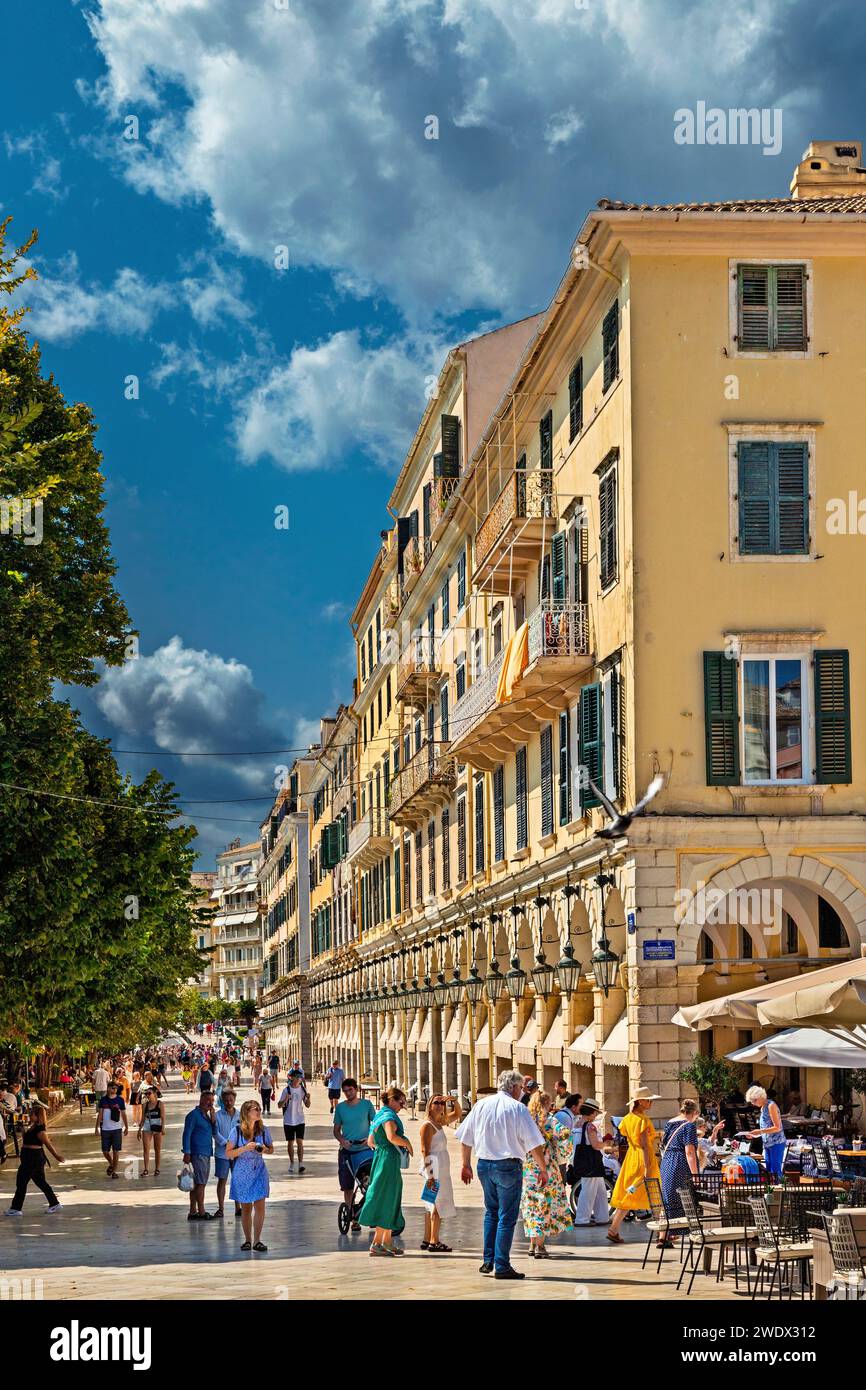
677, 1053, 745, 1111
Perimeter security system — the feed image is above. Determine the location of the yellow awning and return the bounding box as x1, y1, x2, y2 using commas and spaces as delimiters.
513, 1014, 537, 1064
540, 1014, 564, 1067
600, 1014, 629, 1068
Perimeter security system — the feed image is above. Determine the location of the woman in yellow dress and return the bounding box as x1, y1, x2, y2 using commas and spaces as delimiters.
607, 1087, 661, 1244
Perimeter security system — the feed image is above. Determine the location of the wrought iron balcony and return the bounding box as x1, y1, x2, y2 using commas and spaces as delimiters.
474, 468, 554, 594
396, 634, 441, 709
429, 475, 459, 533
449, 601, 592, 770
389, 740, 456, 827
348, 806, 393, 869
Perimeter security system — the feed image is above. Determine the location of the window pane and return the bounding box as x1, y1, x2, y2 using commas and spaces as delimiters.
743, 659, 770, 781
775, 658, 802, 779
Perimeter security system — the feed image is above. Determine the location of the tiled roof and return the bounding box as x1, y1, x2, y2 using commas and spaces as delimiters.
597, 195, 866, 215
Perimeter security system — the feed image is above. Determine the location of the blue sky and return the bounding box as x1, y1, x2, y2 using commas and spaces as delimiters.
3, 0, 860, 863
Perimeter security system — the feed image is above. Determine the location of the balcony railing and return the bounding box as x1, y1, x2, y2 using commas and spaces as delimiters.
389, 740, 456, 826
449, 602, 592, 769
348, 806, 393, 868
474, 469, 554, 593
429, 475, 459, 533
396, 633, 441, 709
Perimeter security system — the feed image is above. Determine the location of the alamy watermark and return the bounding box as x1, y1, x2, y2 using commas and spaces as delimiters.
674, 102, 782, 157
675, 879, 783, 930
0, 496, 42, 544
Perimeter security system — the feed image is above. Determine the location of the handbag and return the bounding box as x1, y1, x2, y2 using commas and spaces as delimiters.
399, 1147, 411, 1170
177, 1163, 195, 1193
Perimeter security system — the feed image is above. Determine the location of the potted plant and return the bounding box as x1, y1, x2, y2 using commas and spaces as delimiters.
677, 1053, 746, 1117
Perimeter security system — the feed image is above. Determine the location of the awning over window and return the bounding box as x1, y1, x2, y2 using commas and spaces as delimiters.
513, 1015, 537, 1065
241, 912, 259, 925
445, 1013, 462, 1046
600, 1014, 629, 1068
567, 1023, 595, 1064
386, 1017, 403, 1049
212, 916, 227, 928
408, 1011, 432, 1047
540, 1014, 564, 1067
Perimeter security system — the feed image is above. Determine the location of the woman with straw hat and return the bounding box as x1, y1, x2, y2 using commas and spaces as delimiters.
607, 1086, 661, 1244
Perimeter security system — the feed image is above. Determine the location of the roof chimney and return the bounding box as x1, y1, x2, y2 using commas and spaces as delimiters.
790, 140, 866, 198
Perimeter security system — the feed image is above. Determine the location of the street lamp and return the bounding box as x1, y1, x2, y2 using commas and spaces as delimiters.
464, 967, 485, 1005
531, 956, 556, 1000
505, 959, 527, 1001
591, 934, 620, 996
432, 972, 449, 1008
485, 959, 505, 1002
555, 944, 582, 997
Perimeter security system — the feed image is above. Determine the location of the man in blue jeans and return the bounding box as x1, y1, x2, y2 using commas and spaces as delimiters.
456, 1068, 549, 1279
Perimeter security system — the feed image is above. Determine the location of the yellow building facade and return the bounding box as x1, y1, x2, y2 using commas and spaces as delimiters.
272, 143, 866, 1121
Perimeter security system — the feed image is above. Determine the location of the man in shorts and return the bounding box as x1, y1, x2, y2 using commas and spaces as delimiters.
324, 1059, 345, 1114
333, 1079, 376, 1231
95, 1081, 128, 1178
278, 1068, 311, 1174
181, 1088, 216, 1220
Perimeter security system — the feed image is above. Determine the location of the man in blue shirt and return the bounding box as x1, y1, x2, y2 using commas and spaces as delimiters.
333, 1079, 376, 1229
182, 1089, 216, 1221
325, 1060, 346, 1114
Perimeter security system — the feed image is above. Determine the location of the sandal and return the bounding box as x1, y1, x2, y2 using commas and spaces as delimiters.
429, 1242, 452, 1253
253, 1241, 268, 1252
535, 1248, 550, 1259
240, 1241, 252, 1251
420, 1241, 430, 1250
606, 1231, 624, 1244
139, 1171, 149, 1178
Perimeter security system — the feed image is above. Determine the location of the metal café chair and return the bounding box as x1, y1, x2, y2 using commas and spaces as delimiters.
676, 1184, 748, 1296
822, 1210, 866, 1300
642, 1176, 689, 1275
808, 1138, 832, 1177
747, 1195, 813, 1301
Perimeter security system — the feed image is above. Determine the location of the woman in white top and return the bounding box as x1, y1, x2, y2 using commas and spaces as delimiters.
419, 1094, 461, 1253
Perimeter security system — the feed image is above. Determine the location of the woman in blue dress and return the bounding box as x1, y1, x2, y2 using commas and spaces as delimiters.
660, 1099, 700, 1224
226, 1099, 274, 1252
745, 1085, 786, 1178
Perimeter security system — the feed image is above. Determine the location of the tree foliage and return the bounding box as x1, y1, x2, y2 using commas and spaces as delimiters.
677, 1053, 745, 1107
0, 221, 206, 1068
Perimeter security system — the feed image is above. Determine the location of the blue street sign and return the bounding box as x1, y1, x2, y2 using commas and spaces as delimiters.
627, 911, 637, 934
642, 939, 675, 962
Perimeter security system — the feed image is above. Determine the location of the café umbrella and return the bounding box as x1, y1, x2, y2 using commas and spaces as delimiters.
672, 954, 866, 1038
726, 1025, 866, 1070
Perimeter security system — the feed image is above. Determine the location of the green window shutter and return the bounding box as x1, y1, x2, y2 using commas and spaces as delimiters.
814, 650, 851, 783
493, 765, 505, 862
738, 265, 807, 351
578, 683, 603, 809
558, 709, 571, 825
540, 724, 554, 834
516, 746, 528, 850
602, 300, 619, 391
440, 414, 461, 476
539, 410, 553, 471
737, 441, 773, 553
774, 265, 807, 351
776, 441, 809, 553
738, 265, 771, 350
393, 847, 401, 915
568, 357, 583, 441
551, 530, 567, 603
703, 652, 740, 785
738, 441, 808, 555
599, 467, 617, 588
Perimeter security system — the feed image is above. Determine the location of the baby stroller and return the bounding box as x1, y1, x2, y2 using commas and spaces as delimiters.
337, 1146, 374, 1233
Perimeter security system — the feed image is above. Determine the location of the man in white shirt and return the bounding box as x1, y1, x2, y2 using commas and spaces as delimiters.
93, 1064, 110, 1102
456, 1068, 548, 1280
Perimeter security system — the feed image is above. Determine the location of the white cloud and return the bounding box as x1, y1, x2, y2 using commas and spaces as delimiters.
4, 131, 67, 200
20, 253, 172, 343
94, 636, 286, 791
321, 601, 348, 622
294, 716, 322, 749
83, 0, 804, 324
234, 327, 450, 471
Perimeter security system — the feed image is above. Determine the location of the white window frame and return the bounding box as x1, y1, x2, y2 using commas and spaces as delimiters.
740, 651, 811, 786
728, 257, 814, 361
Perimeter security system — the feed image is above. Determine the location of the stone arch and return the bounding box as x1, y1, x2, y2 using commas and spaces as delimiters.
678, 853, 866, 965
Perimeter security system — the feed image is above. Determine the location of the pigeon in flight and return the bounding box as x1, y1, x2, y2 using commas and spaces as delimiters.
586, 774, 664, 839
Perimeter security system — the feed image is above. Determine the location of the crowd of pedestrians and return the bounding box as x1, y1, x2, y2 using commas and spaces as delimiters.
3, 1039, 738, 1277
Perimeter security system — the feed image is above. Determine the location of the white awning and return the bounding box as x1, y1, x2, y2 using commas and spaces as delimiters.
386, 1017, 402, 1049
212, 915, 227, 928
241, 912, 259, 925
445, 1013, 462, 1046
494, 1019, 514, 1055
567, 1024, 595, 1064
540, 1014, 564, 1067
727, 1026, 866, 1069
513, 1015, 537, 1065
408, 1012, 424, 1046
457, 1016, 473, 1056
210, 890, 221, 900
600, 1014, 629, 1068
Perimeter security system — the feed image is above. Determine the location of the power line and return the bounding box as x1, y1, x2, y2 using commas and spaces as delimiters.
0, 782, 263, 824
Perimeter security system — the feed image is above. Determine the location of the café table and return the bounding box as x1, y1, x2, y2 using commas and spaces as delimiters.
811, 1206, 866, 1300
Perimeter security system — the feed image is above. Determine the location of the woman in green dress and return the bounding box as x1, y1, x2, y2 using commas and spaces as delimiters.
359, 1086, 413, 1256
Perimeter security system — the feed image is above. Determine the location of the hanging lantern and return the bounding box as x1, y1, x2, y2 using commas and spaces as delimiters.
591, 933, 620, 996
464, 967, 485, 1006
485, 960, 505, 1003
446, 970, 463, 1008
504, 958, 527, 1002
432, 973, 449, 1009
530, 955, 556, 1000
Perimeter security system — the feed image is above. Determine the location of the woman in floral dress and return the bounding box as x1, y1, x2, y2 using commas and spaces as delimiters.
520, 1090, 574, 1257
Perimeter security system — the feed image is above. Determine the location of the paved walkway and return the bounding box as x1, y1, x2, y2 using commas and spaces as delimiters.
0, 1076, 738, 1301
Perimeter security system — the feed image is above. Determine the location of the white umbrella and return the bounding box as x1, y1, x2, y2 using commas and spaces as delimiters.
726, 1026, 866, 1070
